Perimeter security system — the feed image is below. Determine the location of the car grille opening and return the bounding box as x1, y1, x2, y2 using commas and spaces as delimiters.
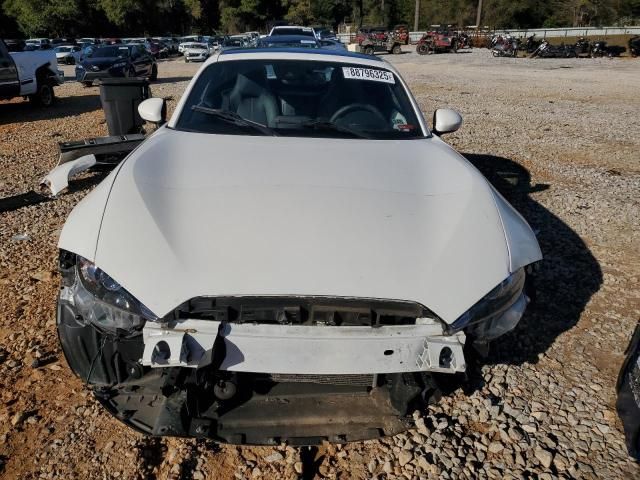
166, 296, 436, 326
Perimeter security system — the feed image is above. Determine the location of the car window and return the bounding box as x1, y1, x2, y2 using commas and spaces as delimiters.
87, 46, 129, 58
175, 59, 424, 140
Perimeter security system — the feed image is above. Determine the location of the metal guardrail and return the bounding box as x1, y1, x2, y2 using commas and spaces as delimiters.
337, 26, 640, 44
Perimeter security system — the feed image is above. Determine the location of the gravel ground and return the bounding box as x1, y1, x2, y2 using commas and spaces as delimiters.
1, 49, 639, 479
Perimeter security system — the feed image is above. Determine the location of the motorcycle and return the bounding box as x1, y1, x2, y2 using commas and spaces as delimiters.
491, 34, 518, 57
524, 34, 542, 53
530, 40, 577, 58
591, 40, 626, 58
574, 37, 591, 57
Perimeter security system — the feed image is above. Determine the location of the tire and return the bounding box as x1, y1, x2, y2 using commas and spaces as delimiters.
452, 41, 458, 53
30, 81, 54, 107
82, 81, 93, 87
185, 58, 189, 63
392, 44, 402, 55
149, 64, 158, 81
417, 44, 429, 55
364, 46, 374, 56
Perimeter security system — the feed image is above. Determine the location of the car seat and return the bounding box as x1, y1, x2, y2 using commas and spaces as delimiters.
226, 73, 279, 127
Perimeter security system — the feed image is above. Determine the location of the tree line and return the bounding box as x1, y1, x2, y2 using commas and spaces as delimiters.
2, 0, 639, 38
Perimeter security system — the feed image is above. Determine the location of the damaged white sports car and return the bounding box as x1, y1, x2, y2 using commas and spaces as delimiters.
56, 48, 542, 444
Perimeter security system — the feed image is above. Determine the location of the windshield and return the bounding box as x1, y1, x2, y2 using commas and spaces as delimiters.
55, 46, 73, 52
175, 59, 424, 140
86, 46, 129, 58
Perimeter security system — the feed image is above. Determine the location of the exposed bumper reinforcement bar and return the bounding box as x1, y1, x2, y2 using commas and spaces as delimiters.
141, 319, 466, 375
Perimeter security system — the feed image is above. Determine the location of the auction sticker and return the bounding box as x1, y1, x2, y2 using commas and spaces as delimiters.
342, 67, 395, 84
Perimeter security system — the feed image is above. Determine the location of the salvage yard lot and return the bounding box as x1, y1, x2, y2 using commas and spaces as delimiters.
1, 49, 639, 479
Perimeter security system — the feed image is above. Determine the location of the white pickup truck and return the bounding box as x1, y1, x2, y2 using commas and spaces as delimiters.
0, 39, 64, 107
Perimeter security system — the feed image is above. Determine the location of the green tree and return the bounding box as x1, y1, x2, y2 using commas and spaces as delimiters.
3, 0, 79, 36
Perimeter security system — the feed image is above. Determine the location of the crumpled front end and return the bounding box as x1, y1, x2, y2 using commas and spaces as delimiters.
56, 247, 537, 444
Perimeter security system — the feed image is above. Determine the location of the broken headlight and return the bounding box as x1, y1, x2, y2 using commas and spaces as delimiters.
60, 254, 157, 334
448, 268, 527, 340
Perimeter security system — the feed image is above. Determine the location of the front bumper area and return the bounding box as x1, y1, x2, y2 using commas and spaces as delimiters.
57, 298, 464, 444
141, 319, 466, 375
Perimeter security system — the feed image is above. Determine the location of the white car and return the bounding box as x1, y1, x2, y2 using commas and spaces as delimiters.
183, 42, 210, 62
54, 45, 82, 64
268, 25, 317, 38
55, 49, 542, 444
178, 36, 203, 54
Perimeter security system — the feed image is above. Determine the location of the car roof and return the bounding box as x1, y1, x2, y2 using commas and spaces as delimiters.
217, 48, 387, 65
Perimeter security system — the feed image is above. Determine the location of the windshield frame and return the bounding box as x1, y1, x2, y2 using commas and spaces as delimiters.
170, 54, 430, 140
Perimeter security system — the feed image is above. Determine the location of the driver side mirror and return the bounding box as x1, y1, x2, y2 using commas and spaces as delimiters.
432, 108, 462, 135
138, 98, 167, 125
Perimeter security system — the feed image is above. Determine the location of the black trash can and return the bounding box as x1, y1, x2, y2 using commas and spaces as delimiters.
99, 78, 150, 136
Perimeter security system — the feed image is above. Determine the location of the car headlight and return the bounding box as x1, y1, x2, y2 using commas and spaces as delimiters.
111, 62, 127, 69
76, 64, 85, 69
448, 268, 527, 340
60, 255, 157, 334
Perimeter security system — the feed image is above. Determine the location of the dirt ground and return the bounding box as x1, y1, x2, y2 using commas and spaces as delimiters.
1, 49, 639, 479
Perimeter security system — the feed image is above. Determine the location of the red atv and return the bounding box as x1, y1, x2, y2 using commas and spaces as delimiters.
416, 30, 460, 55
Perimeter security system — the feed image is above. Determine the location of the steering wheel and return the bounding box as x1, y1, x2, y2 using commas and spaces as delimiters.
330, 103, 387, 127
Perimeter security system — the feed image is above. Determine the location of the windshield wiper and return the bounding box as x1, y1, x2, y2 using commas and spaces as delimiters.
299, 119, 372, 139
191, 105, 277, 136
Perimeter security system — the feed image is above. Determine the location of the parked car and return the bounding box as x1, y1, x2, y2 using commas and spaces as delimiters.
183, 42, 210, 62
223, 35, 250, 49
207, 35, 229, 51
258, 35, 319, 49
25, 38, 51, 49
617, 320, 640, 461
355, 26, 387, 44
360, 32, 403, 55
75, 44, 157, 86
319, 39, 347, 50
0, 38, 64, 106
3, 39, 26, 52
179, 36, 204, 54
313, 27, 338, 40
416, 30, 460, 54
269, 25, 316, 38
56, 47, 542, 445
55, 45, 82, 65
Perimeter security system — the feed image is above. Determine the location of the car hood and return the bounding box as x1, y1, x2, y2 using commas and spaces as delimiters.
86, 129, 541, 322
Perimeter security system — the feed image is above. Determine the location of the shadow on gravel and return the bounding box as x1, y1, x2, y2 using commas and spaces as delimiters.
136, 437, 167, 480
0, 93, 101, 125
459, 153, 603, 387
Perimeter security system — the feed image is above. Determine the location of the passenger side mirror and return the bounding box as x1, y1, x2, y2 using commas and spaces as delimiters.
432, 108, 463, 135
138, 98, 166, 125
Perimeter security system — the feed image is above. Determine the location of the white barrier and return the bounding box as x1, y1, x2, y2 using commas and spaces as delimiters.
337, 26, 640, 44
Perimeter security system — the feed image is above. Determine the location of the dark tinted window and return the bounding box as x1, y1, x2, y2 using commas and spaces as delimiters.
176, 59, 424, 140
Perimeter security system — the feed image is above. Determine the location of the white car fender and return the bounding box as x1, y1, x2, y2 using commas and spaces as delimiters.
57, 163, 124, 261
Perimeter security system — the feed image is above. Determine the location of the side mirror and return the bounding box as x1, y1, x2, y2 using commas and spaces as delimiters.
138, 98, 166, 125
432, 108, 462, 135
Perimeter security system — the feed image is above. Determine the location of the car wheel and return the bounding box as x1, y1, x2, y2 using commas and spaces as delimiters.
392, 44, 402, 55
149, 64, 158, 81
452, 41, 458, 53
30, 81, 54, 107
185, 58, 189, 63
82, 81, 93, 87
365, 46, 374, 56
417, 44, 430, 55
